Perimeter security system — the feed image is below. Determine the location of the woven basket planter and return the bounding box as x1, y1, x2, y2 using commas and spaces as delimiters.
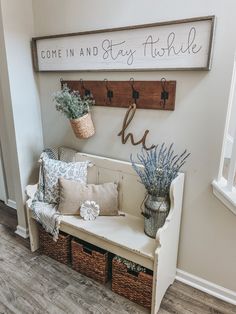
112, 259, 153, 309
70, 113, 95, 139
38, 224, 71, 265
71, 238, 110, 284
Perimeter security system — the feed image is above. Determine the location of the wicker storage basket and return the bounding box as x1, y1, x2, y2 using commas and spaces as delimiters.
112, 258, 153, 309
70, 113, 95, 139
71, 238, 110, 284
38, 225, 71, 265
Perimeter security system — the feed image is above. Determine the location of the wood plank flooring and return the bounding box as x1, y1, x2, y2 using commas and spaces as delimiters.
0, 202, 236, 314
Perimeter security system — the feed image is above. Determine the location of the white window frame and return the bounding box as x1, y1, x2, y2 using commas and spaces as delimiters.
212, 55, 236, 215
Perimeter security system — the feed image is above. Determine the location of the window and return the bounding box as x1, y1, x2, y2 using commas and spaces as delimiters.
212, 56, 236, 214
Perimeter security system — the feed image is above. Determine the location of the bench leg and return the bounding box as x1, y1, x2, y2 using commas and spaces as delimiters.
26, 205, 39, 252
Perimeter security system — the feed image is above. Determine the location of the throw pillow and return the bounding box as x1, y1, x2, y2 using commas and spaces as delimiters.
59, 146, 78, 162
43, 147, 59, 160
42, 155, 89, 204
58, 178, 119, 216
35, 148, 59, 202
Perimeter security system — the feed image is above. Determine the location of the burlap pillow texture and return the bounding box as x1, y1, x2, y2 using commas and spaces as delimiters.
58, 178, 119, 216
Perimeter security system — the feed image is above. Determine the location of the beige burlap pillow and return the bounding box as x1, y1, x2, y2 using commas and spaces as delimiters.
58, 178, 119, 216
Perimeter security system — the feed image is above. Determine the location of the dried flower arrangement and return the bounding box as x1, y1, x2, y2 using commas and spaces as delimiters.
131, 143, 190, 237
114, 256, 147, 273
130, 143, 190, 198
53, 86, 95, 139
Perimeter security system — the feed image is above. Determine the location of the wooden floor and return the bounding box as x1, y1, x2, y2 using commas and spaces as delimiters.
0, 202, 236, 314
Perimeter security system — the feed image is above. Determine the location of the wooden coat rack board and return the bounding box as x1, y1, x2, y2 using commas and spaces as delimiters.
61, 79, 176, 110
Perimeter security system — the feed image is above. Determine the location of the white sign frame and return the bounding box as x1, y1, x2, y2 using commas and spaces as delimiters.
32, 16, 215, 72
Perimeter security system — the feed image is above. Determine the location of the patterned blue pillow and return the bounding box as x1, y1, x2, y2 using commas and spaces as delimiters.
59, 146, 78, 162
37, 148, 59, 201
42, 154, 89, 204
43, 147, 59, 160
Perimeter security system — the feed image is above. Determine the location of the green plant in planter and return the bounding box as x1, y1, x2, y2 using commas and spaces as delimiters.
130, 143, 190, 238
114, 256, 147, 273
53, 86, 95, 139
53, 86, 94, 119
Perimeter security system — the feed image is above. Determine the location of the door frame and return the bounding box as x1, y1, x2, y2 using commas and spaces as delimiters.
0, 141, 7, 203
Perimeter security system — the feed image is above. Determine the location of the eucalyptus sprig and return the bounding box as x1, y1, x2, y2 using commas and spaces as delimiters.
130, 143, 190, 197
53, 86, 95, 120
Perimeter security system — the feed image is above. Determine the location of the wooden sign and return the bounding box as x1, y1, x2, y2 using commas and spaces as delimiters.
32, 16, 215, 72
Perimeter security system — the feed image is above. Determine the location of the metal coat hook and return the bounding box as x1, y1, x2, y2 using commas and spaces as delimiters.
60, 78, 67, 89
160, 77, 169, 108
130, 78, 139, 104
80, 78, 91, 96
104, 79, 113, 103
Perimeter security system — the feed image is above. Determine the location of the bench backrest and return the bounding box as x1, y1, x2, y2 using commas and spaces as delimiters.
76, 152, 146, 218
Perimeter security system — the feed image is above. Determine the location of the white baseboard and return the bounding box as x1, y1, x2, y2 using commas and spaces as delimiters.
7, 199, 16, 209
176, 269, 236, 306
15, 225, 29, 239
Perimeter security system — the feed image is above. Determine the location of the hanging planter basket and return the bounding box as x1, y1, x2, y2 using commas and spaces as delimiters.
70, 113, 95, 139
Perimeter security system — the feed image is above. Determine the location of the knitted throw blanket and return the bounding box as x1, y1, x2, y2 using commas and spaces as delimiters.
31, 200, 61, 241
31, 148, 62, 241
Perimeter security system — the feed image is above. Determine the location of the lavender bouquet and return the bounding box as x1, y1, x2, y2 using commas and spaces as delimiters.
130, 143, 190, 198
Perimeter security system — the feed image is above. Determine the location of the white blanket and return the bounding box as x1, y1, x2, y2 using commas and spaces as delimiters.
31, 200, 62, 241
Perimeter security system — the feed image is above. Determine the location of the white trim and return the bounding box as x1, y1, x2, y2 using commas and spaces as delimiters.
217, 56, 236, 181
212, 178, 236, 215
7, 199, 16, 209
225, 134, 233, 158
0, 143, 7, 203
176, 269, 236, 306
15, 225, 29, 239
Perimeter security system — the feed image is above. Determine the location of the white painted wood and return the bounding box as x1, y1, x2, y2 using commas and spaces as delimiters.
218, 55, 236, 182
15, 225, 29, 238
225, 135, 233, 159
26, 153, 185, 314
0, 145, 7, 202
62, 214, 156, 270
26, 195, 39, 251
227, 129, 236, 190
34, 17, 214, 71
75, 152, 146, 217
176, 269, 236, 306
7, 199, 16, 209
212, 178, 236, 215
152, 173, 184, 314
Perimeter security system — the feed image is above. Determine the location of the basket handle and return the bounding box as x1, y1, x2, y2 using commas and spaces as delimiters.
83, 246, 93, 255
127, 269, 139, 277
140, 193, 151, 219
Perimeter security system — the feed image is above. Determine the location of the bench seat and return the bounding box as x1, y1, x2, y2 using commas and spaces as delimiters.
61, 213, 156, 270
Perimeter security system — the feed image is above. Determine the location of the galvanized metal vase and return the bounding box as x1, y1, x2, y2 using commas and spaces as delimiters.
142, 194, 170, 238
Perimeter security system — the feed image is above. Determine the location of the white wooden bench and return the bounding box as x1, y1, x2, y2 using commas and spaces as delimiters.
26, 152, 185, 314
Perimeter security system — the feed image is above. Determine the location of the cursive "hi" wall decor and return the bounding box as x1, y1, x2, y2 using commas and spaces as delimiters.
118, 104, 155, 150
